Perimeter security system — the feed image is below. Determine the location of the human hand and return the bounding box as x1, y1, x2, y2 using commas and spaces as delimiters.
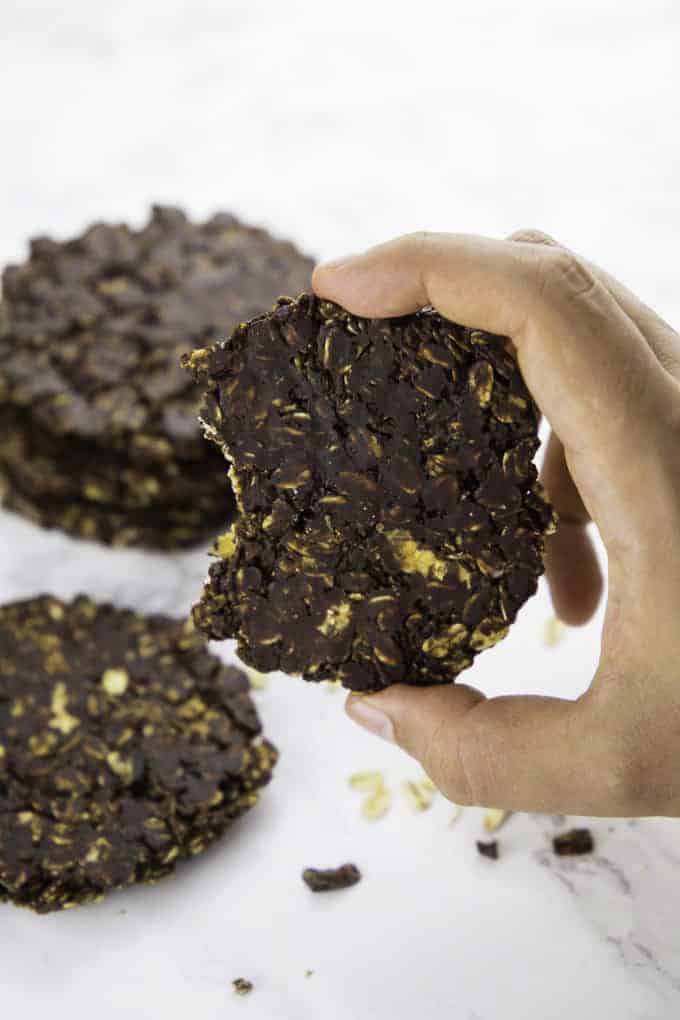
312, 229, 680, 817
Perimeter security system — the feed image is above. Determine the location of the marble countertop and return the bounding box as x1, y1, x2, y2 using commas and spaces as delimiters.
1, 2, 679, 1017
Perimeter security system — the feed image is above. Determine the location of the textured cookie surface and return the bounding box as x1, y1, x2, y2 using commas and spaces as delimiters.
0, 206, 313, 453
0, 405, 233, 549
0, 596, 277, 912
0, 403, 228, 511
0, 477, 232, 550
0, 206, 312, 547
185, 294, 555, 691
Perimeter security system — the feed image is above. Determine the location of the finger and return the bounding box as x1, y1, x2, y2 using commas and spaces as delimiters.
506, 233, 605, 622
509, 228, 680, 376
544, 524, 603, 626
541, 431, 603, 625
540, 429, 589, 522
345, 685, 617, 815
312, 232, 671, 470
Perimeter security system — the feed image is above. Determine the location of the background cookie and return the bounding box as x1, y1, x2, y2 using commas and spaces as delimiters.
0, 206, 313, 548
0, 596, 277, 913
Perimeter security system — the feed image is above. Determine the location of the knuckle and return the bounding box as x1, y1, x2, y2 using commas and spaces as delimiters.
420, 718, 460, 798
534, 247, 598, 303
403, 230, 439, 255
426, 717, 493, 807
455, 719, 500, 806
510, 227, 556, 246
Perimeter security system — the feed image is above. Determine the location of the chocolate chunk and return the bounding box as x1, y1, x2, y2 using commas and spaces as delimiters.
552, 828, 594, 856
302, 863, 362, 891
476, 840, 499, 860
185, 293, 556, 690
0, 596, 277, 913
0, 206, 312, 548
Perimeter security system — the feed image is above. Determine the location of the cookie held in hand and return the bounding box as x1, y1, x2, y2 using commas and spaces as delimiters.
184, 293, 555, 691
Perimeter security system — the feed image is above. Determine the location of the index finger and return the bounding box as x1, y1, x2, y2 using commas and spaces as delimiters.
508, 227, 680, 376
312, 232, 670, 468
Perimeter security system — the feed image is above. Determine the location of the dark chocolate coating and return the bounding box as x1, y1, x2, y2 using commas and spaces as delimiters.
0, 470, 232, 550
0, 596, 277, 912
302, 863, 362, 891
0, 206, 312, 547
476, 840, 499, 860
185, 294, 556, 691
0, 403, 230, 512
552, 828, 594, 856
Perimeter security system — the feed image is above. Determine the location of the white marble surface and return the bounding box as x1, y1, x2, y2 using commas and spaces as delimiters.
1, 2, 679, 1018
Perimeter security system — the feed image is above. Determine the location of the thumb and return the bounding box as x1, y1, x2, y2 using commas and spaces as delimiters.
345, 684, 602, 814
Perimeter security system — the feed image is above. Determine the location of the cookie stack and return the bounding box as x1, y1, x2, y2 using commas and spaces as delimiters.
0, 206, 313, 548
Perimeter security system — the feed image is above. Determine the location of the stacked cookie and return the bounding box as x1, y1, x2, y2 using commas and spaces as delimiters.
0, 206, 313, 548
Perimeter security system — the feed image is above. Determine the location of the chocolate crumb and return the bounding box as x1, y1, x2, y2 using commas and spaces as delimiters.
476, 840, 499, 860
552, 828, 594, 856
302, 863, 362, 892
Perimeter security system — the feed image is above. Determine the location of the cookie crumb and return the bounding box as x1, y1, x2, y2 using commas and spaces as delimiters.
348, 770, 385, 793
543, 616, 565, 647
401, 779, 435, 812
302, 863, 362, 892
552, 828, 594, 856
349, 770, 391, 820
483, 808, 510, 832
476, 840, 499, 860
361, 790, 391, 821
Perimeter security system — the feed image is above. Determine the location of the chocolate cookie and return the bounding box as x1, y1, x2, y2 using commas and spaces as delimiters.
0, 206, 313, 547
0, 476, 231, 550
0, 596, 277, 912
184, 294, 556, 691
0, 404, 228, 512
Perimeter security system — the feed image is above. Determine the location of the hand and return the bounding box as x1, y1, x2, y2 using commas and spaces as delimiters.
312, 229, 680, 817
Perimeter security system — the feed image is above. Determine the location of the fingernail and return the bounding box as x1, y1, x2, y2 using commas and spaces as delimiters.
345, 695, 395, 743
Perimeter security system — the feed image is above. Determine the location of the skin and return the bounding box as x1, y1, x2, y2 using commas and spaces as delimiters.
312, 228, 680, 818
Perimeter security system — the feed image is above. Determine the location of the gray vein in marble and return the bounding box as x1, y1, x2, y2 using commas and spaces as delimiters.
530, 813, 680, 1004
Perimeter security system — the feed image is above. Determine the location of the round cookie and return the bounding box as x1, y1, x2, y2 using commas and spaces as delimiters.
184, 293, 556, 691
0, 596, 277, 912
0, 205, 313, 547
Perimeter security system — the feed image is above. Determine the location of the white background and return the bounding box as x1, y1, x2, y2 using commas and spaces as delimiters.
1, 2, 679, 1018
